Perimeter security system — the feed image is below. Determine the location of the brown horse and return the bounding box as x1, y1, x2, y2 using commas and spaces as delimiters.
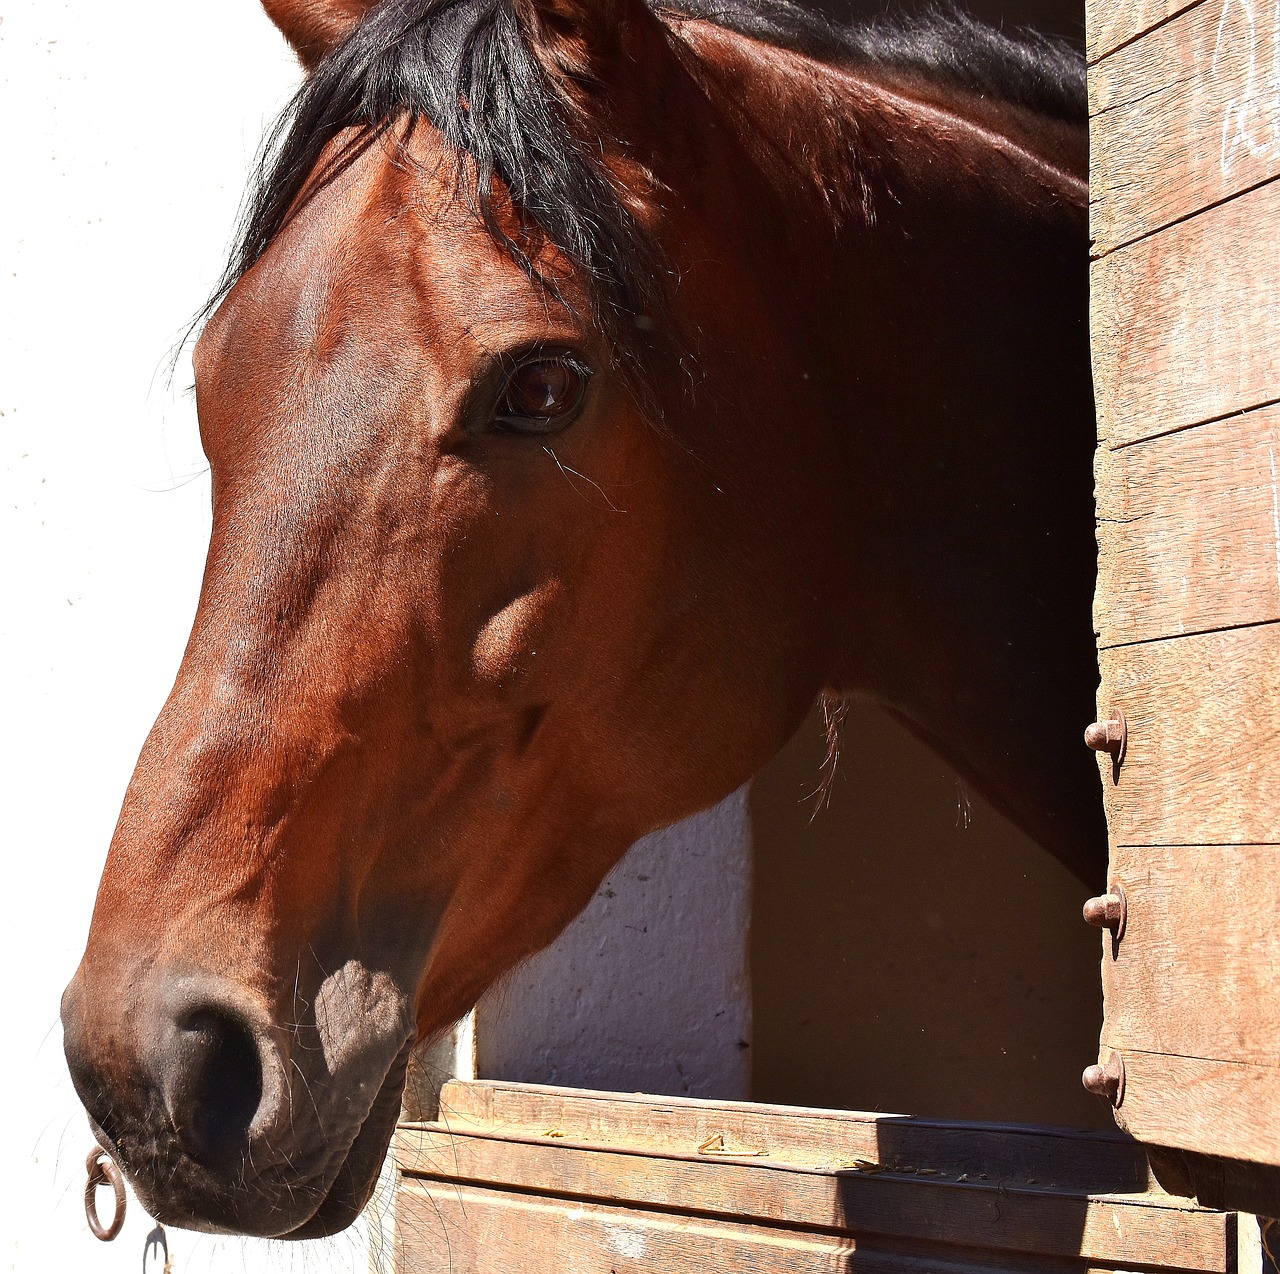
62, 0, 1096, 1239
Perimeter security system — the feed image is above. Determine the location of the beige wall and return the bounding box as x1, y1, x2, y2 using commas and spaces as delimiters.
751, 701, 1110, 1130
477, 698, 1110, 1134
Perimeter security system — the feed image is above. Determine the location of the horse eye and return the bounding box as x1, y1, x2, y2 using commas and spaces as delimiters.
494, 358, 589, 433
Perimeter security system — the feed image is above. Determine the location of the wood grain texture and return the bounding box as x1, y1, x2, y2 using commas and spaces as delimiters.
395, 1178, 1214, 1274
397, 1183, 860, 1274
1095, 622, 1280, 844
1094, 405, 1280, 646
432, 1080, 1151, 1193
1150, 1146, 1280, 1216
1090, 0, 1280, 254
1087, 0, 1201, 63
1100, 842, 1280, 1065
1091, 178, 1280, 449
1102, 1048, 1280, 1168
394, 1122, 1233, 1270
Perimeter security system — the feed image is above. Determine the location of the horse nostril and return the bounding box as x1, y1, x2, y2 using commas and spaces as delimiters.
163, 1007, 264, 1170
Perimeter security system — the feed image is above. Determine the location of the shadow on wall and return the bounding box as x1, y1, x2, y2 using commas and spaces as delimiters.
749, 700, 1111, 1131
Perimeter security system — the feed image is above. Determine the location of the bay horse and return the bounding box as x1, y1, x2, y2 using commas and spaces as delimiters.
62, 0, 1098, 1239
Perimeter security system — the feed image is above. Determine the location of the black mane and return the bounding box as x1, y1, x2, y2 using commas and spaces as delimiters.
667, 1, 1084, 123
213, 0, 1085, 384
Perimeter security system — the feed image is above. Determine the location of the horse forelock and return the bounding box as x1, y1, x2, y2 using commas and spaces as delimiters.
214, 0, 673, 406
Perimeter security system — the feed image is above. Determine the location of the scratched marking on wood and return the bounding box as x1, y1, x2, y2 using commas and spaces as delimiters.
1215, 0, 1280, 175
1090, 0, 1280, 253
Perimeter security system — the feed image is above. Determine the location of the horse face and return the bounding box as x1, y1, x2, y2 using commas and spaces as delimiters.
60, 121, 787, 1237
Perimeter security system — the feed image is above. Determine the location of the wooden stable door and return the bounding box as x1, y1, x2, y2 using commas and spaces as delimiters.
1088, 0, 1280, 1215
394, 1080, 1236, 1273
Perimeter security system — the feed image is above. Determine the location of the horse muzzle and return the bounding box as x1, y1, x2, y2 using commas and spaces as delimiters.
61, 959, 414, 1237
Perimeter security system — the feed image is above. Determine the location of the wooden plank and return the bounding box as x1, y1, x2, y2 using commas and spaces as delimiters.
395, 1178, 1210, 1274
1100, 842, 1280, 1065
394, 1125, 1233, 1271
1095, 623, 1280, 844
396, 1182, 865, 1274
1090, 0, 1280, 255
1150, 1146, 1280, 1217
1094, 405, 1280, 646
1091, 178, 1280, 448
1087, 0, 1201, 64
1100, 1048, 1280, 1168
433, 1079, 1151, 1193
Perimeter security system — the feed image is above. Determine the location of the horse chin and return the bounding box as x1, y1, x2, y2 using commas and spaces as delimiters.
279, 1037, 413, 1239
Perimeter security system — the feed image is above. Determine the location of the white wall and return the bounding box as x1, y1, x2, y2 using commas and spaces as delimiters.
475, 790, 752, 1100
0, 4, 388, 1270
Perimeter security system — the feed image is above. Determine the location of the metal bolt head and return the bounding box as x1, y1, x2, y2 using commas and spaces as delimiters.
1085, 708, 1127, 763
1082, 1050, 1125, 1106
1083, 882, 1127, 940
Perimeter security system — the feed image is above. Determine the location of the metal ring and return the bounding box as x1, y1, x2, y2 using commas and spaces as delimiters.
85, 1146, 126, 1241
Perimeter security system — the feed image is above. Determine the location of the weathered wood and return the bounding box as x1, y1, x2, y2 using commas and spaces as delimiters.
433, 1079, 1151, 1193
1094, 405, 1280, 646
1151, 1146, 1280, 1218
1086, 0, 1201, 64
394, 1123, 1233, 1270
1091, 177, 1280, 449
1100, 1049, 1280, 1169
1094, 623, 1280, 844
395, 1178, 1216, 1274
1090, 0, 1280, 255
396, 1182, 869, 1274
1099, 843, 1280, 1066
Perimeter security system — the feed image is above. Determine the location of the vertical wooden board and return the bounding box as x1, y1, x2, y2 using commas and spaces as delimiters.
1095, 623, 1280, 844
1094, 405, 1280, 645
1097, 1048, 1280, 1168
1090, 0, 1280, 254
1098, 842, 1280, 1064
1091, 178, 1280, 448
1087, 0, 1202, 64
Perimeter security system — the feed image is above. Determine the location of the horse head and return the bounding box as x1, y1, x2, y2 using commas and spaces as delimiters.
61, 0, 836, 1236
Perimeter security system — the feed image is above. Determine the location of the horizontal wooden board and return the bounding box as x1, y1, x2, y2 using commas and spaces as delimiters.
1099, 1048, 1280, 1168
395, 1178, 1217, 1274
396, 1182, 923, 1274
1095, 622, 1280, 843
434, 1080, 1151, 1193
1091, 178, 1280, 448
1094, 405, 1280, 646
1150, 1145, 1280, 1217
1100, 842, 1280, 1065
1089, 0, 1280, 254
394, 1124, 1232, 1270
1086, 0, 1200, 64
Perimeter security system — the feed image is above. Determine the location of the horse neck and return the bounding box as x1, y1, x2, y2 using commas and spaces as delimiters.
677, 25, 1105, 880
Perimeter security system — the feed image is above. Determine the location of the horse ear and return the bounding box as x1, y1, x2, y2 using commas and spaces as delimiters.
261, 0, 379, 70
